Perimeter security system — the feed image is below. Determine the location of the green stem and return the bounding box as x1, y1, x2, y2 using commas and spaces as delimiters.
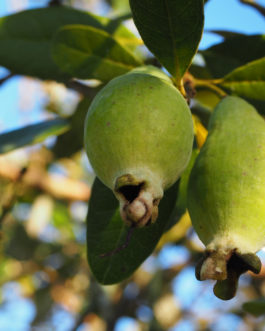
194, 78, 227, 98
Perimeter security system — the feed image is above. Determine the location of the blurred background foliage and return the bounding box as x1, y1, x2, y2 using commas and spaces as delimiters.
0, 0, 265, 330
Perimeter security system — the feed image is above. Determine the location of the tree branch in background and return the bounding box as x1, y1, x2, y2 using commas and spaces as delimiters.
0, 167, 27, 223
0, 156, 90, 201
0, 73, 99, 99
0, 73, 15, 87
48, 0, 62, 6
239, 0, 265, 18
65, 80, 101, 99
70, 305, 92, 331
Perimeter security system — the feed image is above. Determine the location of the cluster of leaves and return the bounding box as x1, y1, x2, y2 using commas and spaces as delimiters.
0, 0, 265, 328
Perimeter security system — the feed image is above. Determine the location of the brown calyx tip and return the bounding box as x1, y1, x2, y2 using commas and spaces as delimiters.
196, 249, 261, 300
122, 195, 159, 227
115, 174, 161, 227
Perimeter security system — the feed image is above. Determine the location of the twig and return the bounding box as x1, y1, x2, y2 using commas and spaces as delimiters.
48, 0, 62, 6
70, 306, 92, 331
0, 157, 91, 201
183, 72, 197, 101
239, 0, 265, 18
70, 280, 107, 331
65, 80, 101, 99
194, 78, 227, 98
112, 12, 133, 22
0, 73, 15, 86
144, 57, 162, 68
0, 167, 27, 224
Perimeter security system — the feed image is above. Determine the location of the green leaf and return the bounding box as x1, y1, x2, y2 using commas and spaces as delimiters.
243, 299, 265, 317
238, 1, 265, 19
0, 6, 139, 81
244, 97, 265, 117
96, 14, 142, 51
129, 0, 204, 83
52, 202, 75, 239
109, 0, 131, 14
207, 29, 245, 39
52, 25, 142, 82
175, 149, 199, 216
202, 34, 265, 78
53, 97, 92, 158
165, 149, 199, 231
219, 57, 265, 101
86, 178, 179, 284
5, 223, 39, 261
0, 118, 69, 154
32, 287, 53, 326
194, 89, 221, 111
189, 63, 212, 80
201, 52, 240, 79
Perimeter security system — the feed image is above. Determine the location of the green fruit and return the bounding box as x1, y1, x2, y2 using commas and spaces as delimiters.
188, 96, 265, 300
84, 67, 194, 227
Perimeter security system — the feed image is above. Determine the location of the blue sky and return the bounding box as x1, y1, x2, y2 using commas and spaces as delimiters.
201, 0, 265, 49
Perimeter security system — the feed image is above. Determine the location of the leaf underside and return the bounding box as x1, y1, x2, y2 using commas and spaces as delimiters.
0, 118, 69, 154
86, 178, 179, 284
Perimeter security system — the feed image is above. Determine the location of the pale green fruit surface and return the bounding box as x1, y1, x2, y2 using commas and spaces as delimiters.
84, 69, 193, 226
128, 65, 172, 84
188, 96, 265, 254
85, 71, 193, 190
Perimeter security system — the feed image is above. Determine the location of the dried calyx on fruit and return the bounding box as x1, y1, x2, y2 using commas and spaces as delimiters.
188, 96, 265, 300
84, 66, 194, 227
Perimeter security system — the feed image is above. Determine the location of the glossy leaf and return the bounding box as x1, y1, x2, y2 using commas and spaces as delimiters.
129, 0, 204, 84
0, 118, 69, 154
86, 178, 179, 284
0, 6, 139, 81
219, 57, 265, 101
202, 34, 265, 78
52, 25, 142, 82
243, 299, 265, 317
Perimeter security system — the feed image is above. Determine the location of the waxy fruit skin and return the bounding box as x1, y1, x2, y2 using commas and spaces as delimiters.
84, 67, 194, 227
188, 96, 265, 299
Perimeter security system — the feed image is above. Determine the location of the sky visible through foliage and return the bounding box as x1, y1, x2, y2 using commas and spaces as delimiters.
0, 0, 265, 132
0, 1, 265, 331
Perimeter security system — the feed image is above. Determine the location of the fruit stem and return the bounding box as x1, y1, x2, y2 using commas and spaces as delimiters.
194, 78, 227, 98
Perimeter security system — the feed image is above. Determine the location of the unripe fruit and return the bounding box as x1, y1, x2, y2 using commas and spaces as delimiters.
84, 66, 194, 227
188, 96, 265, 300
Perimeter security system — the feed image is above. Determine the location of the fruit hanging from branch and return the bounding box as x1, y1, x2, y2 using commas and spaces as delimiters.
84, 66, 194, 227
188, 96, 265, 300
